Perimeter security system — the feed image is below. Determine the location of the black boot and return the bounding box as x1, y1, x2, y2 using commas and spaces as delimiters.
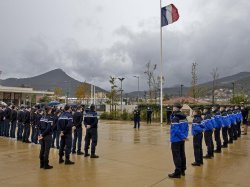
90, 154, 99, 158
72, 150, 76, 154
214, 149, 221, 153
181, 171, 185, 176
84, 151, 90, 157
168, 172, 181, 178
65, 159, 75, 165
40, 160, 44, 169
59, 157, 64, 164
203, 155, 212, 159
191, 162, 201, 166
77, 151, 84, 155
44, 161, 53, 169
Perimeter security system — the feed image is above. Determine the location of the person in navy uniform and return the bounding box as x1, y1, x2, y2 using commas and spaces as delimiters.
221, 105, 231, 148
38, 106, 53, 169
226, 106, 235, 143
31, 108, 38, 143
146, 107, 153, 124
72, 106, 84, 155
168, 103, 188, 179
3, 104, 12, 137
203, 106, 214, 159
10, 105, 18, 138
231, 106, 239, 140
52, 110, 61, 149
212, 105, 223, 153
241, 105, 249, 135
191, 108, 204, 166
0, 105, 4, 136
84, 104, 99, 158
58, 105, 75, 165
22, 106, 31, 143
234, 105, 242, 137
17, 106, 25, 140
133, 106, 141, 129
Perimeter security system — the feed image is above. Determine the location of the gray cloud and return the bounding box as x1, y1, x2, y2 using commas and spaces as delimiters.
0, 0, 250, 93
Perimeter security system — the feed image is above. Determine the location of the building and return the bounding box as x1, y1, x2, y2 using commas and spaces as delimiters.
0, 86, 54, 106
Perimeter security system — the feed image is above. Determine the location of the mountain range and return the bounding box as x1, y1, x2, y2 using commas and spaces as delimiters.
1, 69, 250, 98
0, 69, 106, 97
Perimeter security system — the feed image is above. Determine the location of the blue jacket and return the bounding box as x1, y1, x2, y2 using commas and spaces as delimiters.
227, 110, 236, 125
170, 111, 188, 143
213, 111, 223, 129
234, 110, 243, 122
192, 115, 204, 136
221, 111, 230, 127
57, 112, 73, 135
203, 112, 214, 131
38, 114, 53, 137
84, 111, 98, 128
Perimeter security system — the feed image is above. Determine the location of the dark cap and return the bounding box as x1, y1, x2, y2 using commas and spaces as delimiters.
64, 104, 71, 111
173, 103, 182, 109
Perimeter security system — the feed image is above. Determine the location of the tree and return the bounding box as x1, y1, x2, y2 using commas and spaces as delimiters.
54, 87, 63, 99
190, 62, 198, 101
107, 76, 118, 112
144, 61, 157, 101
211, 68, 219, 104
75, 83, 90, 101
39, 95, 52, 103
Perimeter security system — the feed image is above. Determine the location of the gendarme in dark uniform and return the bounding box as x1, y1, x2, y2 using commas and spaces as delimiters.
38, 107, 53, 169
58, 105, 75, 165
84, 104, 99, 158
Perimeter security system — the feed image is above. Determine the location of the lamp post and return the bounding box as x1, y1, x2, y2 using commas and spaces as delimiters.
133, 76, 140, 103
232, 82, 235, 98
118, 77, 125, 112
180, 84, 184, 97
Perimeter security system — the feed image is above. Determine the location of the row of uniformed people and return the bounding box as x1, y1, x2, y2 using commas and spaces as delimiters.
38, 104, 99, 169
168, 103, 243, 178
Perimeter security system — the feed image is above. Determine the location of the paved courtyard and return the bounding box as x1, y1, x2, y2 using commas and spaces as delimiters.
0, 120, 250, 187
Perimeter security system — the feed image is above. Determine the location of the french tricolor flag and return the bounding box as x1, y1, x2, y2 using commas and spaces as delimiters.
161, 4, 179, 27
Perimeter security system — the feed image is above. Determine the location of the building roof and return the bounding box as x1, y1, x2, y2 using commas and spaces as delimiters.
0, 86, 54, 95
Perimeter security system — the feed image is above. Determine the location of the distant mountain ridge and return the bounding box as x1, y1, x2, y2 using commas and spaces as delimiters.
0, 69, 107, 97
127, 72, 250, 97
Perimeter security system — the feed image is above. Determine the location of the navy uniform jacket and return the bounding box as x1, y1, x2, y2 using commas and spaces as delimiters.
38, 115, 53, 137
133, 110, 141, 120
11, 110, 17, 122
30, 112, 37, 126
170, 111, 188, 143
0, 109, 4, 122
73, 111, 83, 128
203, 112, 214, 131
147, 109, 153, 117
57, 112, 73, 135
192, 115, 204, 136
241, 108, 249, 123
84, 111, 98, 128
17, 110, 24, 123
4, 107, 12, 120
35, 113, 42, 128
52, 115, 59, 131
23, 110, 31, 125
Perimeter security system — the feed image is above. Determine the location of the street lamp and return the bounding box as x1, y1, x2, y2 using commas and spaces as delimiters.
133, 76, 140, 103
180, 84, 184, 97
118, 77, 125, 112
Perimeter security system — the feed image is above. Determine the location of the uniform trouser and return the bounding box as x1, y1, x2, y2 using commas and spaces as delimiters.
228, 126, 234, 142
22, 124, 30, 142
222, 127, 229, 146
59, 134, 72, 160
214, 128, 221, 151
10, 120, 17, 138
147, 116, 152, 124
17, 122, 23, 140
84, 128, 98, 155
236, 122, 241, 137
204, 130, 214, 156
0, 121, 4, 136
4, 119, 10, 137
231, 125, 238, 140
134, 119, 140, 128
39, 135, 52, 166
31, 126, 38, 144
193, 133, 203, 164
171, 141, 186, 174
52, 130, 60, 147
52, 131, 56, 147
73, 127, 83, 152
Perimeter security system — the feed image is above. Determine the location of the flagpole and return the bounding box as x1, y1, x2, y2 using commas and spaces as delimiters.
160, 0, 163, 126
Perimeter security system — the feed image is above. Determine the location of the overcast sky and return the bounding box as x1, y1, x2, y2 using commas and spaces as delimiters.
0, 0, 249, 92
